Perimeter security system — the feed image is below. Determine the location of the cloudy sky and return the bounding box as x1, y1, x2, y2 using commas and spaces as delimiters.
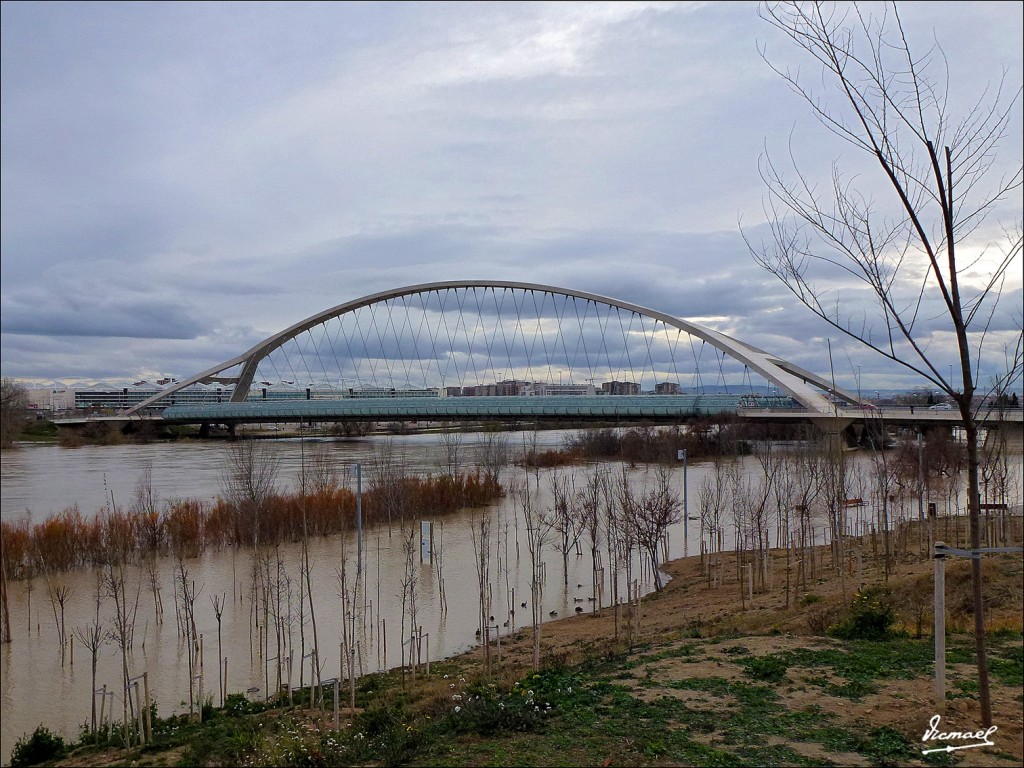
2, 1, 1021, 393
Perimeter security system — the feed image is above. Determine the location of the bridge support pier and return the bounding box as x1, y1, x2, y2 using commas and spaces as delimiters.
815, 417, 856, 452
985, 421, 1023, 451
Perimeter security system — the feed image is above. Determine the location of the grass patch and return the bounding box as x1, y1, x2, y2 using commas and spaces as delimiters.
739, 654, 789, 683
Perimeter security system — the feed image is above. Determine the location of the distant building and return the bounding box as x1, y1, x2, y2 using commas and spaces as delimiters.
655, 382, 681, 395
74, 382, 234, 410
525, 382, 596, 396
601, 380, 640, 395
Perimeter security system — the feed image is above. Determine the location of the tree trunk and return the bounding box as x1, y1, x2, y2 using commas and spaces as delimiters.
963, 418, 992, 726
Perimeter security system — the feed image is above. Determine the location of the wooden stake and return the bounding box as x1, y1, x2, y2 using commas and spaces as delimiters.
143, 672, 152, 744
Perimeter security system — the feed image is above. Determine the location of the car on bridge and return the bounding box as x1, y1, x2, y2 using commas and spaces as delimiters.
929, 402, 953, 410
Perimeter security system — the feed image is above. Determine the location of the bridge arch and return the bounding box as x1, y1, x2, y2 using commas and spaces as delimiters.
124, 280, 861, 415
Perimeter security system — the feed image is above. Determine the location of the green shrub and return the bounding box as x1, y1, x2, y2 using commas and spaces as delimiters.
830, 586, 897, 640
224, 692, 267, 716
741, 654, 789, 683
10, 726, 66, 767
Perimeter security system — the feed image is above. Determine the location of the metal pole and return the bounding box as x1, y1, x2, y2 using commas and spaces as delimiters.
934, 542, 946, 712
917, 433, 924, 523
683, 448, 688, 556
356, 464, 363, 576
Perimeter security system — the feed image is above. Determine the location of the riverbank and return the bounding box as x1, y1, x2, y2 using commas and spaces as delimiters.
22, 523, 1023, 767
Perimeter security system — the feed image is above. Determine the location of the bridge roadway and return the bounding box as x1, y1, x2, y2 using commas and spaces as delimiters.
148, 396, 1022, 429
157, 394, 749, 424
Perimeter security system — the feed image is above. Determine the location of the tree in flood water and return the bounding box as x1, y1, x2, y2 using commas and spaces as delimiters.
631, 467, 681, 593
513, 476, 553, 671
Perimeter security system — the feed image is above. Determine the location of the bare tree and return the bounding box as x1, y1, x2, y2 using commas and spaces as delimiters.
211, 593, 226, 707
437, 424, 464, 478
74, 572, 107, 741
0, 378, 29, 448
107, 559, 143, 744
630, 467, 681, 593
747, 1, 1022, 725
579, 467, 608, 614
469, 507, 493, 675
479, 429, 511, 484
550, 473, 585, 586
513, 476, 553, 671
222, 439, 280, 547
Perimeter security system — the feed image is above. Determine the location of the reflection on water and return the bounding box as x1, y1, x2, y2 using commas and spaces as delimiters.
0, 432, 702, 761
3, 431, 1013, 762
0, 431, 566, 523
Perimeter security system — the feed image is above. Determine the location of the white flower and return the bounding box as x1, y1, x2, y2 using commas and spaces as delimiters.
454, 706, 462, 713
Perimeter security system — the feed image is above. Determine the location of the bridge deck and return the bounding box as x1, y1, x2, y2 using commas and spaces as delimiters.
158, 394, 767, 423
148, 397, 1024, 425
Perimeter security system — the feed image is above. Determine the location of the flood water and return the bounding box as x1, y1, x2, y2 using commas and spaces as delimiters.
2, 430, 1016, 762
0, 430, 715, 761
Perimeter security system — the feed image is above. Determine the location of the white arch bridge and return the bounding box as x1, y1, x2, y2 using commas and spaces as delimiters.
127, 280, 869, 423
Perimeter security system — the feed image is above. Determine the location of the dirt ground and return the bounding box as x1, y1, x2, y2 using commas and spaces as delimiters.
461, 533, 1024, 766
52, 523, 1024, 767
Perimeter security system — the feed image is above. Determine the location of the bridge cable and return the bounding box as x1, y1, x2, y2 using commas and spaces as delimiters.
615, 308, 637, 388
716, 348, 729, 394
574, 298, 596, 386
456, 287, 481, 389
553, 293, 573, 388
693, 340, 706, 394
393, 295, 414, 389
351, 302, 377, 388
467, 287, 490, 387
308, 319, 333, 390
492, 287, 515, 384
452, 288, 475, 391
339, 306, 365, 392
513, 288, 537, 386
409, 292, 433, 389
303, 328, 328, 392
400, 295, 421, 388
526, 290, 549, 386
325, 315, 349, 391
666, 328, 684, 392
595, 300, 614, 391
432, 289, 456, 389
639, 314, 658, 392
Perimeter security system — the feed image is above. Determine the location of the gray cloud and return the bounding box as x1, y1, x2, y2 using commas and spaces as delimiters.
1, 2, 1020, 390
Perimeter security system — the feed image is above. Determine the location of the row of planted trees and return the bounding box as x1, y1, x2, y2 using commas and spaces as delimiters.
696, 419, 1021, 612
0, 431, 510, 750
465, 457, 683, 673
